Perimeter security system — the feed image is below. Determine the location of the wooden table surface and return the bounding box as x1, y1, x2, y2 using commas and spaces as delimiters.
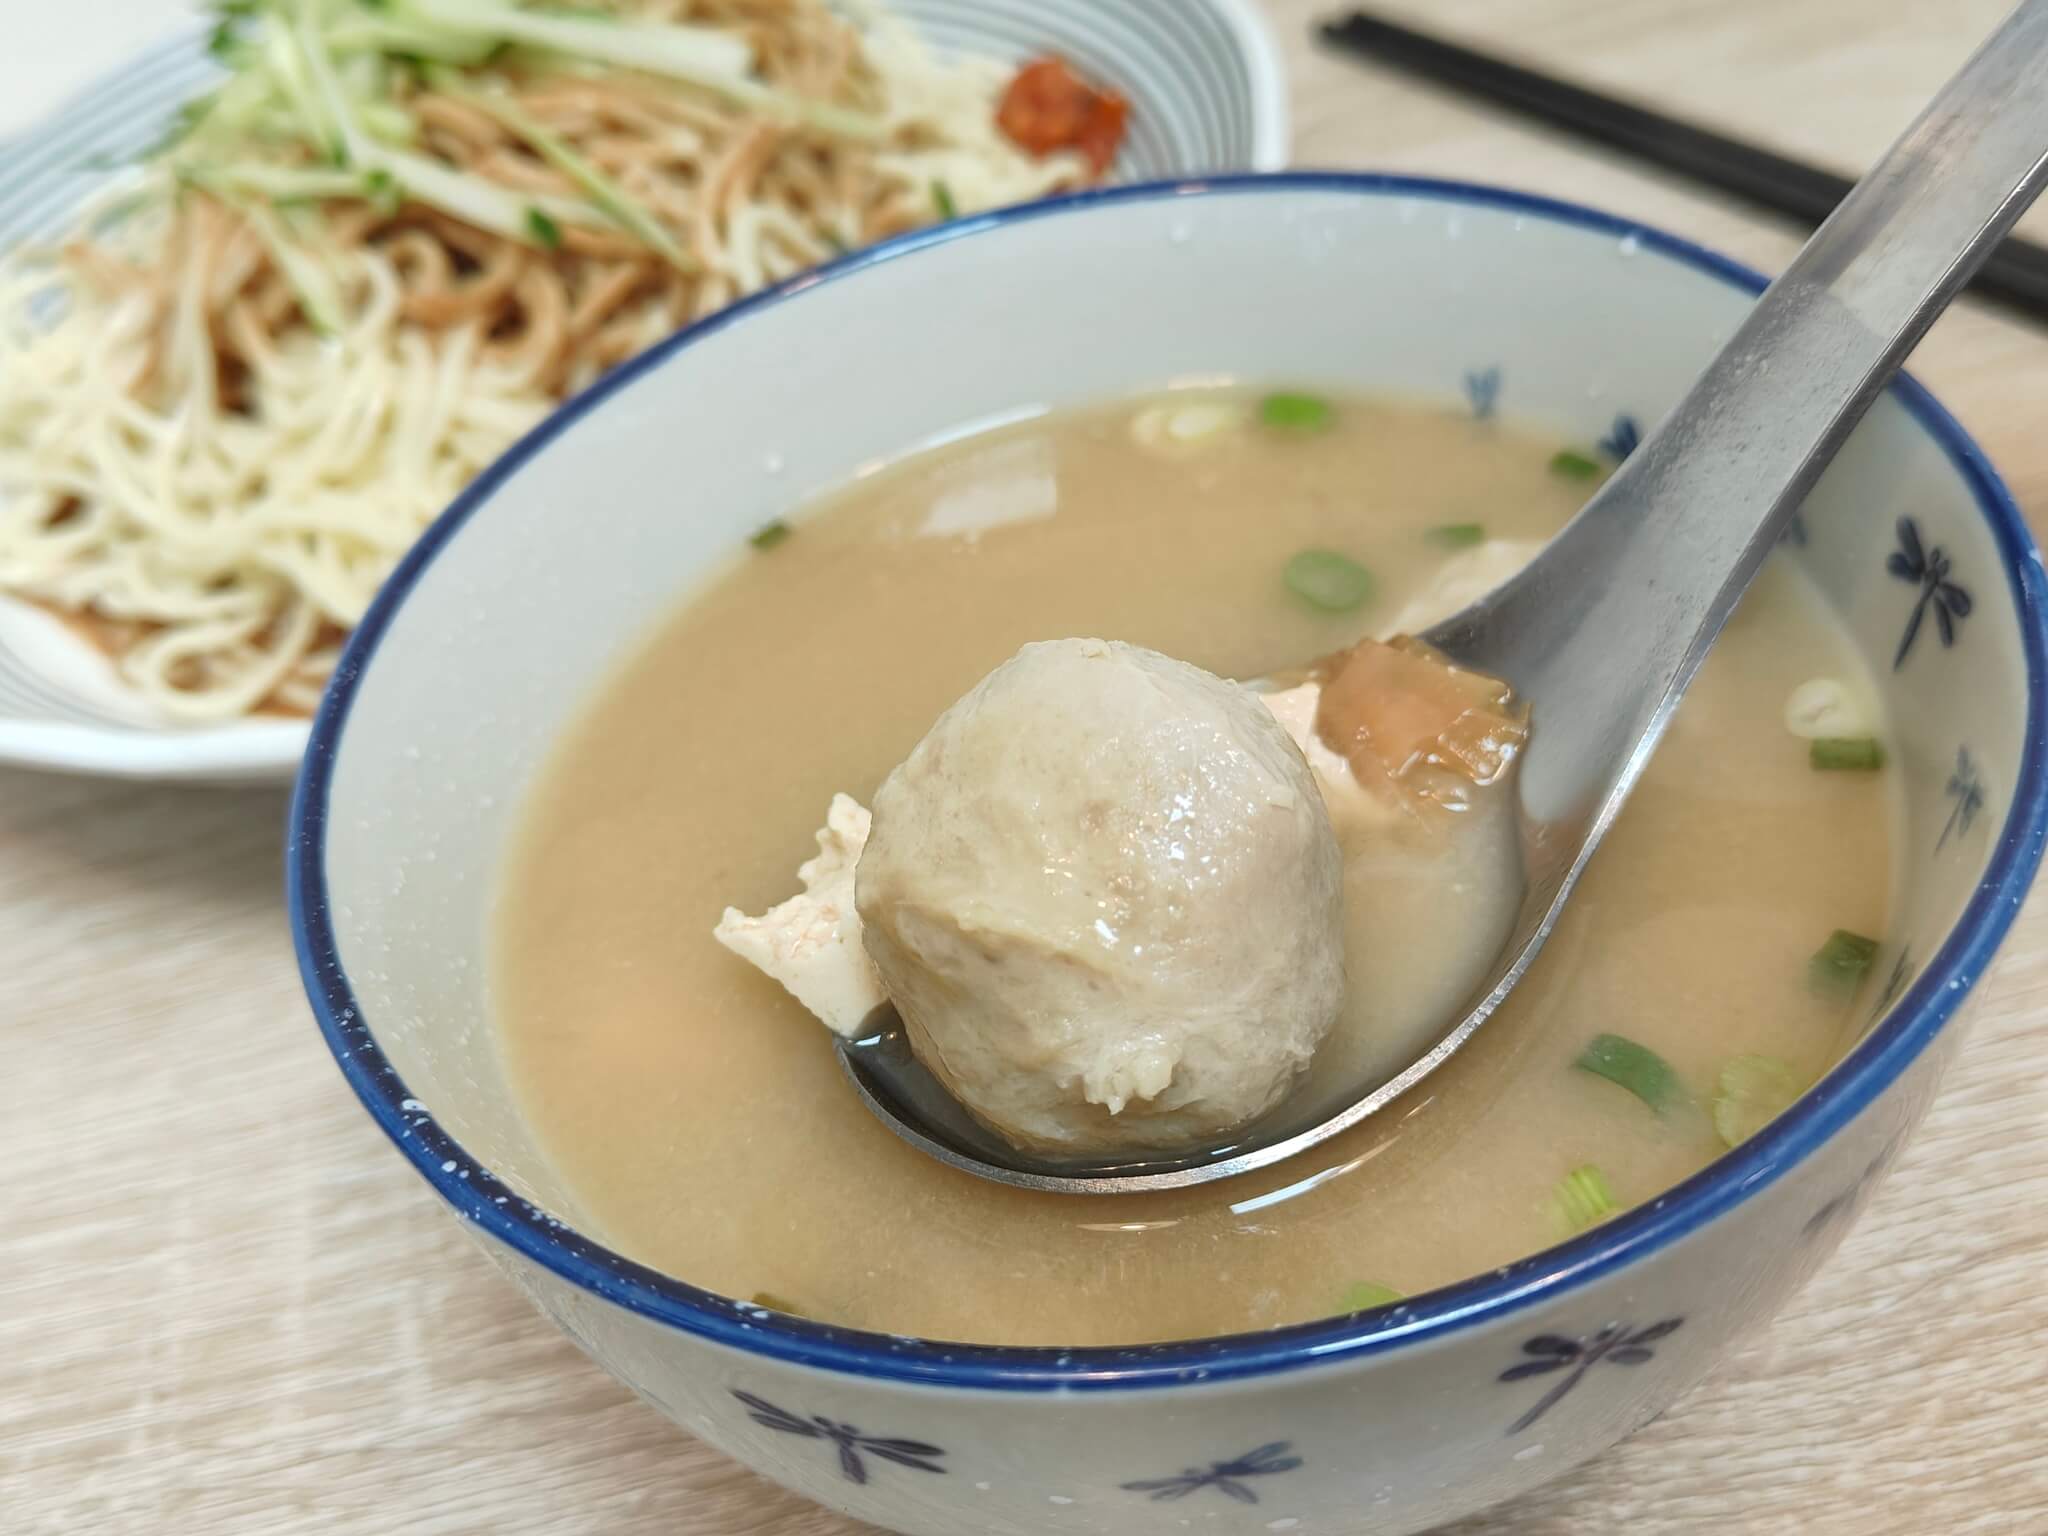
5, 2, 2047, 1531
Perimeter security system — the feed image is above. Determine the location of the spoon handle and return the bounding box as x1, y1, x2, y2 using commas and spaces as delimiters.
1434, 0, 2048, 838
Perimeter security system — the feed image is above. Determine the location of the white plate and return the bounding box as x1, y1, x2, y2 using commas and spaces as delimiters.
0, 0, 1289, 785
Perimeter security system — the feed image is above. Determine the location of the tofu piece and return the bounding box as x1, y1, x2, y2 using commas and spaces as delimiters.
1260, 682, 1401, 834
1384, 538, 1543, 636
714, 793, 887, 1038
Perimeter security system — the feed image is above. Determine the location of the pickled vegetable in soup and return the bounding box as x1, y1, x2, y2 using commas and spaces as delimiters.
493, 391, 1895, 1345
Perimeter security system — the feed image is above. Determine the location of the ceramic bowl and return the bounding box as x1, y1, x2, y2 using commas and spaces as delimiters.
0, 0, 1288, 784
288, 175, 2048, 1535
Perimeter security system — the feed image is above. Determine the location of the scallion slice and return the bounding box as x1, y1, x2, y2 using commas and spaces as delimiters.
1553, 1165, 1620, 1234
1338, 1281, 1403, 1312
1426, 522, 1486, 549
1549, 448, 1601, 480
1260, 392, 1333, 432
362, 167, 402, 213
1574, 1032, 1684, 1114
1810, 736, 1885, 771
1809, 929, 1879, 996
525, 206, 562, 248
931, 179, 958, 219
749, 519, 792, 551
1283, 549, 1372, 612
1713, 1055, 1803, 1148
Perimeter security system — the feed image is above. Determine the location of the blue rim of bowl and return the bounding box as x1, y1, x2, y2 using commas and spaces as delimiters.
288, 172, 2048, 1393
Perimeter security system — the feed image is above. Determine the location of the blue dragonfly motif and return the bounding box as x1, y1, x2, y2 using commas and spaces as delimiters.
1598, 414, 1641, 461
1463, 366, 1502, 420
1497, 1318, 1683, 1435
1939, 746, 1986, 849
1121, 1442, 1304, 1504
731, 1390, 946, 1485
1803, 1132, 1908, 1242
1887, 517, 1972, 669
1868, 948, 1916, 1024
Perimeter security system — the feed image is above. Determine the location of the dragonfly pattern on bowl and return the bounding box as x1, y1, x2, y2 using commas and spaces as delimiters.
1939, 746, 1987, 850
1496, 1318, 1684, 1436
1120, 1441, 1304, 1504
1888, 516, 1972, 669
1869, 947, 1917, 1024
1802, 1131, 1909, 1244
730, 1389, 947, 1485
1598, 414, 1641, 461
1462, 366, 1502, 420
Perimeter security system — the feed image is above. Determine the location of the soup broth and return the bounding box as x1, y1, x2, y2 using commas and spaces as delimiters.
493, 394, 1892, 1346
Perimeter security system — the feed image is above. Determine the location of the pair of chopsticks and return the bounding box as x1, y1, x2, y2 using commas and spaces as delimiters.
1318, 9, 2048, 321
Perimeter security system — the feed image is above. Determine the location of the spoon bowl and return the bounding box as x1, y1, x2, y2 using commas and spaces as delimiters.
841, 0, 2048, 1193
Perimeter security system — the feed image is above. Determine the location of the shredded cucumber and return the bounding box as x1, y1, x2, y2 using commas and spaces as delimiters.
161, 0, 874, 263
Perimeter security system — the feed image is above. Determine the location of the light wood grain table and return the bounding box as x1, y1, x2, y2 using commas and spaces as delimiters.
5, 2, 2047, 1531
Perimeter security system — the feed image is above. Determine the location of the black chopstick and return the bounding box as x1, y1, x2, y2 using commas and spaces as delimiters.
1318, 9, 2048, 322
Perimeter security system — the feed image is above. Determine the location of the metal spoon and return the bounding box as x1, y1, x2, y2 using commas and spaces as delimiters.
839, 0, 2048, 1194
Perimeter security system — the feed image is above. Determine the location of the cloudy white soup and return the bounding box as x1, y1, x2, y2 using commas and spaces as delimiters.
493, 390, 1894, 1346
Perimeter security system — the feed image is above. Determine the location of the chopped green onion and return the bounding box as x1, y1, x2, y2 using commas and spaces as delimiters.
1553, 1164, 1620, 1234
1809, 929, 1879, 997
1713, 1055, 1803, 1148
750, 1291, 807, 1316
1283, 549, 1373, 613
931, 179, 958, 219
1810, 736, 1885, 771
749, 519, 792, 551
362, 166, 401, 212
1426, 522, 1486, 549
1338, 1281, 1403, 1312
1549, 448, 1601, 480
207, 17, 244, 61
526, 206, 563, 248
823, 231, 850, 256
1574, 1033, 1684, 1115
1259, 392, 1333, 432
